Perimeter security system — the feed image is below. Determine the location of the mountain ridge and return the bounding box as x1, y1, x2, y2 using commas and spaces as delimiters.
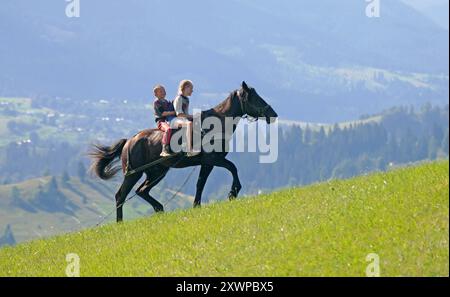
0, 0, 448, 122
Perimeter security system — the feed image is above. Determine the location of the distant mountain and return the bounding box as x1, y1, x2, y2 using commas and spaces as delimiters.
0, 0, 448, 122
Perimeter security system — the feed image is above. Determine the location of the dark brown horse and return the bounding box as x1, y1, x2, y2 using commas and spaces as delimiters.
89, 82, 278, 222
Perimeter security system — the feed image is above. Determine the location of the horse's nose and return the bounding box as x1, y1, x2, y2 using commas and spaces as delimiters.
266, 114, 277, 124
268, 107, 278, 118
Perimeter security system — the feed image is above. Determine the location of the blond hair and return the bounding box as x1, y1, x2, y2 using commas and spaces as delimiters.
178, 80, 193, 96
153, 84, 165, 94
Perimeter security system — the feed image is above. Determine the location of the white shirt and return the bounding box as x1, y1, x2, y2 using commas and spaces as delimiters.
173, 95, 190, 116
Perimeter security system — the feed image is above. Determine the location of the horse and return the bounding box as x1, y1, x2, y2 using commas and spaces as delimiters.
89, 81, 278, 222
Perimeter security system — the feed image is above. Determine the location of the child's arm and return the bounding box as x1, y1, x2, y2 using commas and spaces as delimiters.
154, 101, 175, 118
162, 111, 176, 117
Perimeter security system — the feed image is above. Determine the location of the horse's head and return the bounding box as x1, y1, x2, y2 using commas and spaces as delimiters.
238, 81, 278, 124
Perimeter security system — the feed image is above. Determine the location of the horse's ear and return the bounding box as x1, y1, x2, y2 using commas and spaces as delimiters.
242, 81, 250, 92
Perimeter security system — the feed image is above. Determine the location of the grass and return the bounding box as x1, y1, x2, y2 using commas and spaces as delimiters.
0, 160, 448, 276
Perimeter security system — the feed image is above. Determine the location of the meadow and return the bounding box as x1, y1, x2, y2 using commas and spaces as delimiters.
0, 160, 448, 276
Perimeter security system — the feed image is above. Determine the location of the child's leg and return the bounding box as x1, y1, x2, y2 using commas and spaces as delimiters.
158, 121, 172, 145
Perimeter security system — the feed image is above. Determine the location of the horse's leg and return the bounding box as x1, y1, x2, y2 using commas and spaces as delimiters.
135, 169, 169, 213
213, 158, 242, 200
193, 165, 214, 208
115, 172, 142, 223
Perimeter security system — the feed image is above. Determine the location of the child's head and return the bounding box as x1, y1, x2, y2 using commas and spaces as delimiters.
178, 80, 193, 97
153, 84, 166, 100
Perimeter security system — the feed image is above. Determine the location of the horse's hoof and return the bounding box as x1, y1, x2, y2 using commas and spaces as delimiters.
193, 203, 201, 208
228, 193, 237, 201
155, 208, 164, 213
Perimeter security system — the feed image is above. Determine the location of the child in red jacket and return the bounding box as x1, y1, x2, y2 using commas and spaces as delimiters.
153, 84, 176, 157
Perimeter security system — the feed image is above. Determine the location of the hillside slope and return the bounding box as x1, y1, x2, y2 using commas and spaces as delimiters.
0, 175, 194, 245
0, 160, 448, 276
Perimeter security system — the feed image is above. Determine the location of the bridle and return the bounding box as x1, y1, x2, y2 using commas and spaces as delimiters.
235, 89, 272, 121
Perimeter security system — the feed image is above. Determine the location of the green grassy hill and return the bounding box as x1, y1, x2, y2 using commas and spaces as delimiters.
0, 161, 448, 276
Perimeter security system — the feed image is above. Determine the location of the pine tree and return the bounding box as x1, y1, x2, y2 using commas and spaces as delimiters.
10, 186, 35, 212
33, 177, 70, 212
316, 126, 326, 144
441, 129, 449, 155
0, 224, 16, 247
303, 125, 313, 144
10, 186, 22, 208
427, 137, 439, 160
42, 168, 51, 177
62, 170, 70, 185
77, 161, 87, 182
11, 186, 20, 200
47, 176, 59, 194
29, 131, 40, 145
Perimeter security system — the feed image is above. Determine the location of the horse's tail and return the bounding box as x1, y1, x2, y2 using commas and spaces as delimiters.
88, 138, 127, 180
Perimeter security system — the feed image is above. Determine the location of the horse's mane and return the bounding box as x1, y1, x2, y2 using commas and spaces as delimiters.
202, 90, 237, 119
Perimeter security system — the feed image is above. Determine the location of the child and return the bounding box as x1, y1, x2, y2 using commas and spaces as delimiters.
153, 84, 176, 157
171, 80, 200, 157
